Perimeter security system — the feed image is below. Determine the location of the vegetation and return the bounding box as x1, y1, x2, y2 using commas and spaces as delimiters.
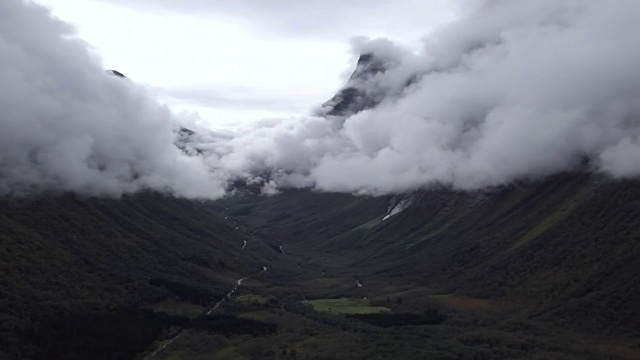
26, 309, 187, 360
348, 310, 446, 327
305, 297, 390, 314
189, 315, 277, 336
1, 174, 639, 359
0, 192, 268, 359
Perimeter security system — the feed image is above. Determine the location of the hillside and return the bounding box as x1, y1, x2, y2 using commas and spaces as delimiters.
0, 193, 280, 359
3, 53, 639, 358
1, 175, 639, 359
3, 1, 640, 358
215, 174, 640, 358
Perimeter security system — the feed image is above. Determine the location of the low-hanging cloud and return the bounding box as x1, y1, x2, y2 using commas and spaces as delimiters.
2, 0, 640, 198
0, 0, 225, 197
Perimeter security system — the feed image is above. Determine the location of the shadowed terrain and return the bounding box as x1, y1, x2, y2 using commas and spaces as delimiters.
1, 174, 639, 359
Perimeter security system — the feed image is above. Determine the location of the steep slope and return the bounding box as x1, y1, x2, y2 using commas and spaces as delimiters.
358, 175, 639, 335
316, 53, 392, 118
2, 177, 638, 359
220, 174, 640, 340
0, 193, 278, 359
217, 188, 391, 251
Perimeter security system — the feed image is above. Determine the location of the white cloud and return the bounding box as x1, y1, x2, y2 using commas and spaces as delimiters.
91, 0, 456, 41
2, 0, 640, 199
0, 0, 224, 197
33, 0, 358, 124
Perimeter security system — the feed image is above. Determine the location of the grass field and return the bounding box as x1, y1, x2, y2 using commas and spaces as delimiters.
306, 297, 390, 314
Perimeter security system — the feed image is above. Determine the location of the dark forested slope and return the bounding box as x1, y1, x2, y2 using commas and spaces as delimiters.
0, 193, 275, 359
2, 174, 639, 359
222, 174, 640, 340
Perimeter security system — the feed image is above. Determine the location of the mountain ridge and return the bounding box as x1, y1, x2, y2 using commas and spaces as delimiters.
317, 52, 392, 118
220, 172, 640, 338
1, 52, 638, 360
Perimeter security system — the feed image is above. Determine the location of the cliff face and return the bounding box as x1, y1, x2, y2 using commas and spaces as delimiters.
317, 53, 391, 117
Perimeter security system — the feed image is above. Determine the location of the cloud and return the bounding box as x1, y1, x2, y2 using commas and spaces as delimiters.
194, 0, 640, 194
0, 0, 224, 198
92, 0, 455, 40
2, 0, 640, 199
161, 87, 311, 112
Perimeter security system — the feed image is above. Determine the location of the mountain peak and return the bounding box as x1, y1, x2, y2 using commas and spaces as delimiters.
105, 69, 126, 78
317, 53, 390, 118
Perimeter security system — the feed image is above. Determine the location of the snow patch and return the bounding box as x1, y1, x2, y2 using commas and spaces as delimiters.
383, 194, 415, 220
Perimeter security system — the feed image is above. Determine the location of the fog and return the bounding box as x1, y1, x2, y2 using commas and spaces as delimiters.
2, 0, 639, 198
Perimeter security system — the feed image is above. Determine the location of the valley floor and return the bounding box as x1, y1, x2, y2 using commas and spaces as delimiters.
138, 218, 639, 360
2, 176, 638, 359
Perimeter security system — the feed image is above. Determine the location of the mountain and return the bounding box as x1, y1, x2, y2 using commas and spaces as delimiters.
213, 174, 640, 359
225, 174, 639, 326
1, 55, 639, 360
317, 53, 391, 118
0, 193, 284, 359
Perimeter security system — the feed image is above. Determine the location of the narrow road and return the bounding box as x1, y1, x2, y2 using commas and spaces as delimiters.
142, 331, 184, 360
206, 267, 267, 315
145, 266, 268, 359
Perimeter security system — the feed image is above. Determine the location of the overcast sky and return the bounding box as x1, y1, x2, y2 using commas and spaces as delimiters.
4, 0, 639, 198
33, 0, 456, 127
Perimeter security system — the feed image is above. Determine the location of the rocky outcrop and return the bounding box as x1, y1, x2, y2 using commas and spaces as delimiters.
317, 53, 390, 117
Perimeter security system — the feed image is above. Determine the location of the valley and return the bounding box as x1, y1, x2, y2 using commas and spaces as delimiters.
3, 1, 640, 359
1, 174, 639, 359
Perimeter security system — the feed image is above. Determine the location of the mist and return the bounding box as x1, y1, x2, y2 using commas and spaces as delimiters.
0, 0, 225, 197
2, 0, 640, 198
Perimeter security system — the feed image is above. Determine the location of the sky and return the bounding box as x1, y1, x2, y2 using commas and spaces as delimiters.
33, 0, 456, 127
2, 0, 640, 198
